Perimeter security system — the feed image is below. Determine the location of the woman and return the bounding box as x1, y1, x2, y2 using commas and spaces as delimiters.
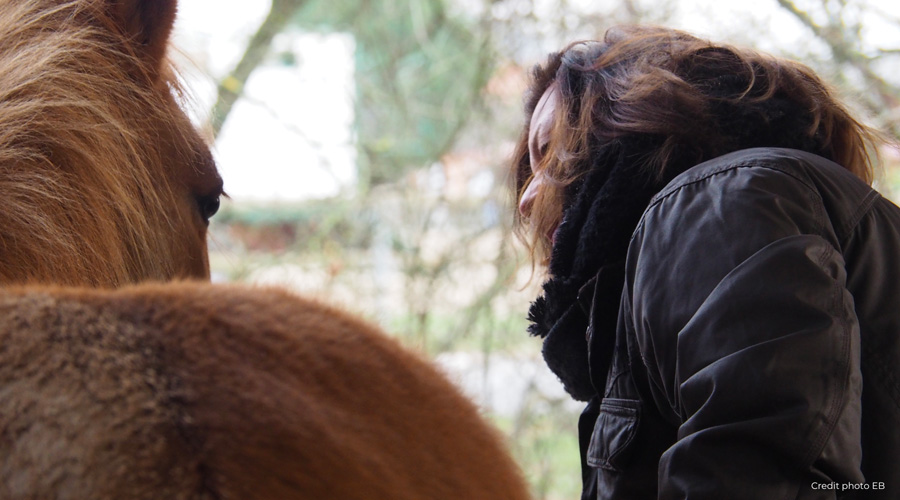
513, 26, 900, 499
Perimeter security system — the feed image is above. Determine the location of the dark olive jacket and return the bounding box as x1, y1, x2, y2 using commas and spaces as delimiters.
581, 148, 900, 499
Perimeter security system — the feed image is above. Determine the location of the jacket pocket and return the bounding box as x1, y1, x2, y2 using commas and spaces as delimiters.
586, 398, 641, 472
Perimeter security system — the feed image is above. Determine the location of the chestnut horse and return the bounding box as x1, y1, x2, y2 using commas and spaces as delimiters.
0, 0, 222, 286
0, 1, 532, 499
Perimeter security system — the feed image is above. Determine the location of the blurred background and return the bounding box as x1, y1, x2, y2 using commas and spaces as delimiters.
172, 1, 900, 498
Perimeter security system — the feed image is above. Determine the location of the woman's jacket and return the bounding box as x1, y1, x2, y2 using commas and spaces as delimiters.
576, 148, 900, 499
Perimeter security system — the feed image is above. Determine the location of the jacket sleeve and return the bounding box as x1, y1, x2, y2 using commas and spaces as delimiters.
625, 165, 864, 499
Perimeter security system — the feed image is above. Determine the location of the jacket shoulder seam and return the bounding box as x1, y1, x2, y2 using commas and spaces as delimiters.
839, 190, 881, 246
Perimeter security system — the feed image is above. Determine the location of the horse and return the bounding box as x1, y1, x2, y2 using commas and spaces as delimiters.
0, 1, 532, 499
1, 282, 532, 499
0, 0, 223, 286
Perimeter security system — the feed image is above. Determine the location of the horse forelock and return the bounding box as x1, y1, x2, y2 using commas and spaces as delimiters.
0, 0, 211, 287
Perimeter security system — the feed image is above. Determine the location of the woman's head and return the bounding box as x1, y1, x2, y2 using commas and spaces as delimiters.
513, 25, 881, 266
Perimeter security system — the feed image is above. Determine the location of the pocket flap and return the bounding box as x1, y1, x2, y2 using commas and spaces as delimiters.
586, 398, 641, 472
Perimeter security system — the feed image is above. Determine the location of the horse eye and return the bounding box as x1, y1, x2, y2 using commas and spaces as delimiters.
197, 194, 221, 223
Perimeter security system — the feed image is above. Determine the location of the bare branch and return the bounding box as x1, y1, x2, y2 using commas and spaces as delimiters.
776, 0, 900, 138
208, 0, 307, 138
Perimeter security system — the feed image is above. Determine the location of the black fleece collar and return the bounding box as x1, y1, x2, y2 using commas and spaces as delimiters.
527, 142, 660, 401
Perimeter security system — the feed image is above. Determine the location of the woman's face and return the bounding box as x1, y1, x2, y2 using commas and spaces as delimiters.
519, 82, 560, 241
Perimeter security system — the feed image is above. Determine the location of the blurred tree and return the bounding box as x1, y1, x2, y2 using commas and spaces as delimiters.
207, 0, 493, 193
208, 0, 308, 137
295, 0, 494, 192
775, 0, 900, 139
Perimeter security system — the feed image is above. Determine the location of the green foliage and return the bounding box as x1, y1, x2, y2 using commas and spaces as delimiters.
292, 0, 493, 191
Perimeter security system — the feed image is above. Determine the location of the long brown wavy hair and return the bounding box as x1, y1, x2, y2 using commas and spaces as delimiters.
512, 25, 882, 266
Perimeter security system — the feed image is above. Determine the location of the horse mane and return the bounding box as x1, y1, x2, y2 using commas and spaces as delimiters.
0, 0, 206, 286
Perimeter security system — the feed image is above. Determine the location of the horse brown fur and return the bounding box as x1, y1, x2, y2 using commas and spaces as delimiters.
0, 0, 222, 286
0, 1, 532, 498
0, 283, 532, 500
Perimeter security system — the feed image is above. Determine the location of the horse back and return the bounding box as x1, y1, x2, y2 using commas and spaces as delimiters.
0, 283, 532, 499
